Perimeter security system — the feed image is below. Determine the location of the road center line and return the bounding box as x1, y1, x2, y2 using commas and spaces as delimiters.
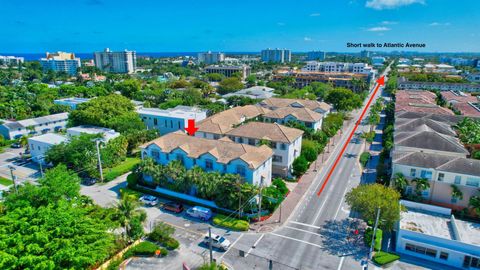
270, 232, 323, 248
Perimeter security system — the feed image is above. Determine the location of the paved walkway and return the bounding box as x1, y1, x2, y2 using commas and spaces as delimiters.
361, 111, 386, 184
251, 116, 357, 232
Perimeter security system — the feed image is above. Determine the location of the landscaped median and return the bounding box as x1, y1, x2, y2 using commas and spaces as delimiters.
213, 214, 250, 231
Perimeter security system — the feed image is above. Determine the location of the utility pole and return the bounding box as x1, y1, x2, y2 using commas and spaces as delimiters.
8, 165, 17, 193
369, 207, 381, 260
37, 156, 44, 177
93, 139, 104, 182
258, 177, 264, 222
208, 227, 213, 264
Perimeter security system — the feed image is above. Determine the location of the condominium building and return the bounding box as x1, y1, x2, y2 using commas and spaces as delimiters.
440, 91, 480, 118
197, 51, 225, 64
396, 200, 480, 269
53, 97, 92, 110
225, 122, 303, 177
307, 51, 326, 61
395, 90, 455, 115
140, 131, 273, 186
398, 77, 480, 92
94, 48, 136, 74
0, 55, 24, 65
302, 61, 375, 77
204, 65, 251, 80
0, 112, 69, 140
259, 97, 332, 115
40, 52, 81, 75
28, 133, 68, 165
137, 105, 207, 135
273, 69, 371, 90
261, 48, 291, 63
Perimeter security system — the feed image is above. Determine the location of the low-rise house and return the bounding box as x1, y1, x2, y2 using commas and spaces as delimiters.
259, 97, 332, 115
222, 86, 276, 100
396, 200, 480, 269
225, 122, 303, 177
395, 90, 454, 116
440, 91, 480, 118
53, 97, 91, 110
195, 105, 269, 140
28, 133, 68, 164
0, 112, 69, 140
137, 105, 207, 135
262, 107, 324, 130
392, 152, 480, 209
398, 77, 480, 92
140, 131, 273, 186
66, 125, 120, 142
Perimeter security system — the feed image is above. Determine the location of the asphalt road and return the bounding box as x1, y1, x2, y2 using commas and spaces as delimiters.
221, 68, 391, 270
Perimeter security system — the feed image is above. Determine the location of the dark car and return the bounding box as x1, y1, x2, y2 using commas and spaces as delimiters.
162, 202, 184, 213
11, 142, 22, 148
81, 178, 97, 186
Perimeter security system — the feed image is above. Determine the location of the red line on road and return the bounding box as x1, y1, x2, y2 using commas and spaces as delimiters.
316, 76, 385, 197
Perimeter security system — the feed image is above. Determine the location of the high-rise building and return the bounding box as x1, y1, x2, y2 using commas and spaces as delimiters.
40, 52, 81, 75
261, 48, 291, 63
360, 50, 370, 58
197, 51, 225, 64
307, 51, 326, 61
94, 48, 136, 74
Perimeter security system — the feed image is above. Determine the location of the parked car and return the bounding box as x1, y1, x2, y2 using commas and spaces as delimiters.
186, 206, 213, 221
140, 195, 159, 206
11, 142, 21, 148
81, 178, 97, 186
203, 233, 231, 251
162, 201, 184, 213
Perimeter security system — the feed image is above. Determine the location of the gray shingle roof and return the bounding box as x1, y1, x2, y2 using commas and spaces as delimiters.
437, 158, 480, 176
395, 118, 456, 136
395, 131, 468, 154
393, 152, 455, 169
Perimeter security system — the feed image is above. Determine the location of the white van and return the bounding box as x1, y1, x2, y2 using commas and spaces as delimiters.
186, 206, 213, 221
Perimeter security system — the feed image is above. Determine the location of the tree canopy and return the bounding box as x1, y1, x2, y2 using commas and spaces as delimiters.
325, 88, 363, 111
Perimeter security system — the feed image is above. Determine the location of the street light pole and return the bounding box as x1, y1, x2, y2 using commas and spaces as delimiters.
93, 139, 104, 182
258, 177, 264, 222
208, 227, 213, 264
8, 165, 17, 193
369, 207, 381, 260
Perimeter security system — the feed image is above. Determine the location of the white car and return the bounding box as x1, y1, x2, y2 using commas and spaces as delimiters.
139, 195, 159, 206
203, 233, 231, 251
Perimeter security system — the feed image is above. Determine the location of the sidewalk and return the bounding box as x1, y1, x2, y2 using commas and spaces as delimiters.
251, 117, 355, 232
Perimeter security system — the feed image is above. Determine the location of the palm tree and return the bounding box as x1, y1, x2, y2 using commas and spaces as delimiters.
393, 173, 408, 194
469, 195, 480, 216
412, 178, 430, 197
450, 185, 463, 203
116, 194, 140, 242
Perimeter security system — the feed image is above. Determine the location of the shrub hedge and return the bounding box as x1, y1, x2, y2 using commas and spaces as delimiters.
104, 157, 141, 182
373, 251, 400, 265
364, 227, 383, 251
213, 214, 250, 231
359, 152, 371, 168
123, 241, 167, 258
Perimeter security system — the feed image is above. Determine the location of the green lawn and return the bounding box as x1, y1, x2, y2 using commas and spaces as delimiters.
0, 177, 13, 186
373, 251, 400, 265
103, 157, 141, 182
213, 214, 249, 231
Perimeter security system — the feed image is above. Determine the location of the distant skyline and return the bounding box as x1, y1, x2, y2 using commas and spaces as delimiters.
1, 0, 479, 53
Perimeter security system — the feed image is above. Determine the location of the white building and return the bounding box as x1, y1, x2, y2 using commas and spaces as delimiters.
140, 131, 273, 186
0, 112, 69, 140
53, 97, 91, 110
261, 48, 291, 63
204, 65, 251, 80
197, 51, 225, 64
28, 133, 68, 164
371, 56, 386, 66
222, 86, 276, 100
262, 107, 324, 130
94, 48, 136, 74
302, 61, 375, 78
40, 52, 81, 76
137, 105, 207, 135
66, 125, 120, 143
225, 122, 303, 177
396, 200, 480, 269
0, 55, 24, 65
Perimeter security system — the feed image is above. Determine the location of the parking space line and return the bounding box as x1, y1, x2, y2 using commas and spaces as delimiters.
269, 232, 323, 249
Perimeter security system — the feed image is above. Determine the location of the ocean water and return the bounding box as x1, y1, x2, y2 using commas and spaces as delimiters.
0, 52, 259, 61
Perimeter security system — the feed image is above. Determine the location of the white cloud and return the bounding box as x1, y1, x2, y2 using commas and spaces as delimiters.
381, 20, 398, 25
429, 22, 450, 26
310, 13, 320, 17
304, 37, 312, 41
366, 26, 391, 32
366, 0, 425, 10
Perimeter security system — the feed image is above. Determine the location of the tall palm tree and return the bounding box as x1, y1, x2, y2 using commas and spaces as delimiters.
116, 194, 140, 242
412, 178, 430, 198
393, 173, 408, 194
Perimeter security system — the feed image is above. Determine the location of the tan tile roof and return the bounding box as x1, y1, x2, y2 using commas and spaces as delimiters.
196, 105, 270, 135
225, 122, 303, 143
140, 131, 273, 169
263, 107, 323, 122
260, 97, 331, 112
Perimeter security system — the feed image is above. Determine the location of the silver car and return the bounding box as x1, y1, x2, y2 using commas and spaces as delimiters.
203, 233, 231, 251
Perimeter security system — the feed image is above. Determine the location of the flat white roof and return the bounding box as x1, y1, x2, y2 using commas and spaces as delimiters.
137, 106, 206, 119
67, 125, 117, 135
28, 133, 68, 145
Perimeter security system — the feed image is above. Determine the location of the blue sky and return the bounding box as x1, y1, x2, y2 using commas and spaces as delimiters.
1, 0, 479, 53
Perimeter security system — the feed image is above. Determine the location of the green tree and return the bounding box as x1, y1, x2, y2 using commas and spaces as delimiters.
393, 173, 408, 194
116, 194, 144, 242
469, 195, 480, 215
114, 79, 141, 98
345, 184, 402, 231
218, 77, 244, 94
451, 184, 463, 201
325, 88, 362, 111
206, 73, 225, 82
412, 178, 430, 196
292, 155, 309, 176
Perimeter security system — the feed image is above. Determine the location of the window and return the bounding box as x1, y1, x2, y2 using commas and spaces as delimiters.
213, 134, 220, 140
178, 121, 181, 129
410, 168, 416, 177
151, 150, 160, 159
305, 122, 313, 128
272, 155, 283, 163
238, 137, 244, 143
420, 170, 432, 180
177, 154, 184, 165
248, 138, 255, 146
440, 252, 448, 260
170, 120, 173, 128
270, 142, 277, 149
454, 175, 462, 185
405, 243, 437, 258
464, 256, 480, 268
437, 173, 444, 181
205, 159, 213, 170
466, 177, 480, 187
165, 120, 167, 127
223, 164, 227, 172
236, 165, 246, 177
154, 118, 158, 126
451, 197, 457, 203
281, 143, 287, 150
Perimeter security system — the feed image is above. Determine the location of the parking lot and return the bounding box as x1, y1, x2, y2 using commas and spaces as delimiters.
0, 147, 41, 185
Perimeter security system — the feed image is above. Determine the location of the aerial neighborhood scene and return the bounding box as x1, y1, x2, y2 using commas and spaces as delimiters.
1, 1, 480, 270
